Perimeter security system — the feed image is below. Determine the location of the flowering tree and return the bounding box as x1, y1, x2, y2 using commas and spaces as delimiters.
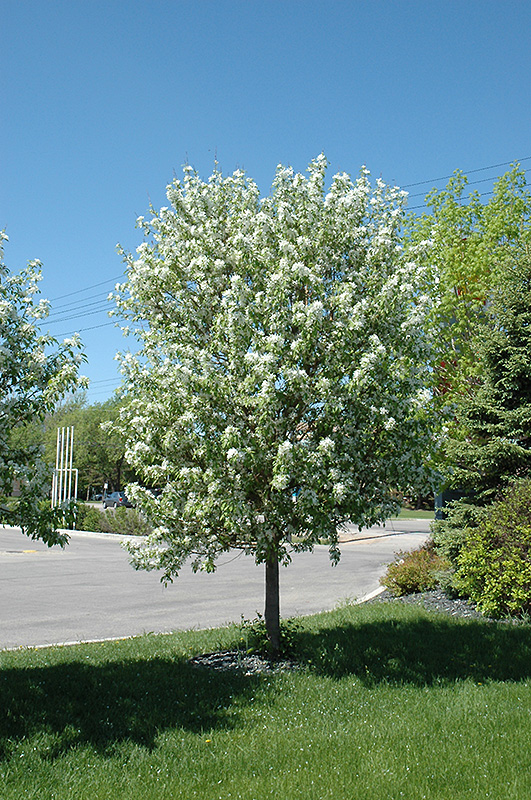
115, 156, 435, 653
0, 232, 85, 544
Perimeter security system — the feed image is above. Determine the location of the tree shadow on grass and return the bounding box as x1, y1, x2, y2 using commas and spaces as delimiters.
0, 652, 262, 761
3, 610, 531, 762
297, 608, 531, 686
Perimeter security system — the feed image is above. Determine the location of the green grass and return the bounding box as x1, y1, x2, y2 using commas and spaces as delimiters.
393, 507, 436, 519
1, 602, 531, 799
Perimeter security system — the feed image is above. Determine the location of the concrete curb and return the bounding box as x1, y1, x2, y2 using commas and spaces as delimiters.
355, 585, 386, 604
58, 528, 144, 543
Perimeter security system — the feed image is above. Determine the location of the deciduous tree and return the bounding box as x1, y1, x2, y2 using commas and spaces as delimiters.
0, 233, 85, 544
114, 157, 436, 653
409, 165, 531, 404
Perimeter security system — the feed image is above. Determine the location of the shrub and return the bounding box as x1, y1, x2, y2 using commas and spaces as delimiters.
75, 503, 152, 536
380, 545, 451, 596
454, 479, 531, 617
75, 503, 105, 533
237, 614, 301, 658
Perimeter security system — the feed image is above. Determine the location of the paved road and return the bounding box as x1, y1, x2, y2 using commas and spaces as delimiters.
0, 519, 431, 649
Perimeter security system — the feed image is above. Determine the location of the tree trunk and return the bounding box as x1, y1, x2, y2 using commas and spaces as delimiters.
265, 553, 280, 657
115, 454, 125, 492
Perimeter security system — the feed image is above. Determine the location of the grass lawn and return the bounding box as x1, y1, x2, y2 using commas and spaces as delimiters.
1, 601, 531, 799
394, 507, 436, 520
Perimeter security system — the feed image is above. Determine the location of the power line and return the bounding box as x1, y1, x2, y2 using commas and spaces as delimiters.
50, 274, 125, 302
47, 299, 112, 323
43, 155, 531, 309
86, 386, 122, 398
54, 320, 118, 338
407, 166, 531, 200
401, 155, 531, 189
46, 307, 112, 326
89, 377, 122, 386
407, 190, 496, 212
51, 289, 115, 313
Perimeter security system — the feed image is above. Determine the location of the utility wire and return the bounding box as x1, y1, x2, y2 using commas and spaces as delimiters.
47, 300, 112, 323
401, 155, 531, 189
54, 320, 118, 338
46, 155, 531, 317
89, 377, 122, 386
86, 387, 122, 398
51, 290, 116, 312
407, 166, 531, 200
46, 308, 112, 326
49, 274, 125, 303
407, 189, 501, 213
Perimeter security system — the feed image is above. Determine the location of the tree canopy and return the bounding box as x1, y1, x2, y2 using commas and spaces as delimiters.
0, 232, 85, 544
408, 164, 531, 500
114, 156, 437, 651
409, 164, 531, 405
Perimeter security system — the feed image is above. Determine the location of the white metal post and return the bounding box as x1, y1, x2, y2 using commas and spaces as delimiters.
52, 427, 61, 507
58, 427, 65, 505
52, 426, 77, 508
67, 425, 74, 502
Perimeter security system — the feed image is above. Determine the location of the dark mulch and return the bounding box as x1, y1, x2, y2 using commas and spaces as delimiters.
189, 650, 301, 674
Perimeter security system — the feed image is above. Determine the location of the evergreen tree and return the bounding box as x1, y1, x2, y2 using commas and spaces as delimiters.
444, 248, 531, 503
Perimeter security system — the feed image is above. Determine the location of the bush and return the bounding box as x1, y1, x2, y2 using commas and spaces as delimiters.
75, 503, 105, 532
454, 479, 531, 618
75, 503, 152, 536
380, 545, 451, 596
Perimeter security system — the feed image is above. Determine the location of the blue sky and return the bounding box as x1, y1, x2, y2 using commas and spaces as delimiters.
2, 0, 531, 402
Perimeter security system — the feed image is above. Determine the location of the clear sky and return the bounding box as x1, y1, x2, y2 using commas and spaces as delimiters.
2, 0, 531, 402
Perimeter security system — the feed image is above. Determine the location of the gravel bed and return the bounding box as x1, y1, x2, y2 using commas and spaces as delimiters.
371, 587, 531, 626
370, 588, 487, 620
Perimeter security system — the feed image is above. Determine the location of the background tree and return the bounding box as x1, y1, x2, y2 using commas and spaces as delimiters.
0, 232, 85, 544
409, 164, 531, 406
114, 157, 437, 654
45, 394, 134, 498
430, 238, 531, 600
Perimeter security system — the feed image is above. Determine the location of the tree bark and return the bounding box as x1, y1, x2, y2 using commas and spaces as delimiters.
264, 553, 280, 657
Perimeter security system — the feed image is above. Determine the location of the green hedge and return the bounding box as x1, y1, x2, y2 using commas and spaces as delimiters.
75, 503, 152, 536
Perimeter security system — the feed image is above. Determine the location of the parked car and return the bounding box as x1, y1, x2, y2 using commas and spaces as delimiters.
103, 491, 132, 509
